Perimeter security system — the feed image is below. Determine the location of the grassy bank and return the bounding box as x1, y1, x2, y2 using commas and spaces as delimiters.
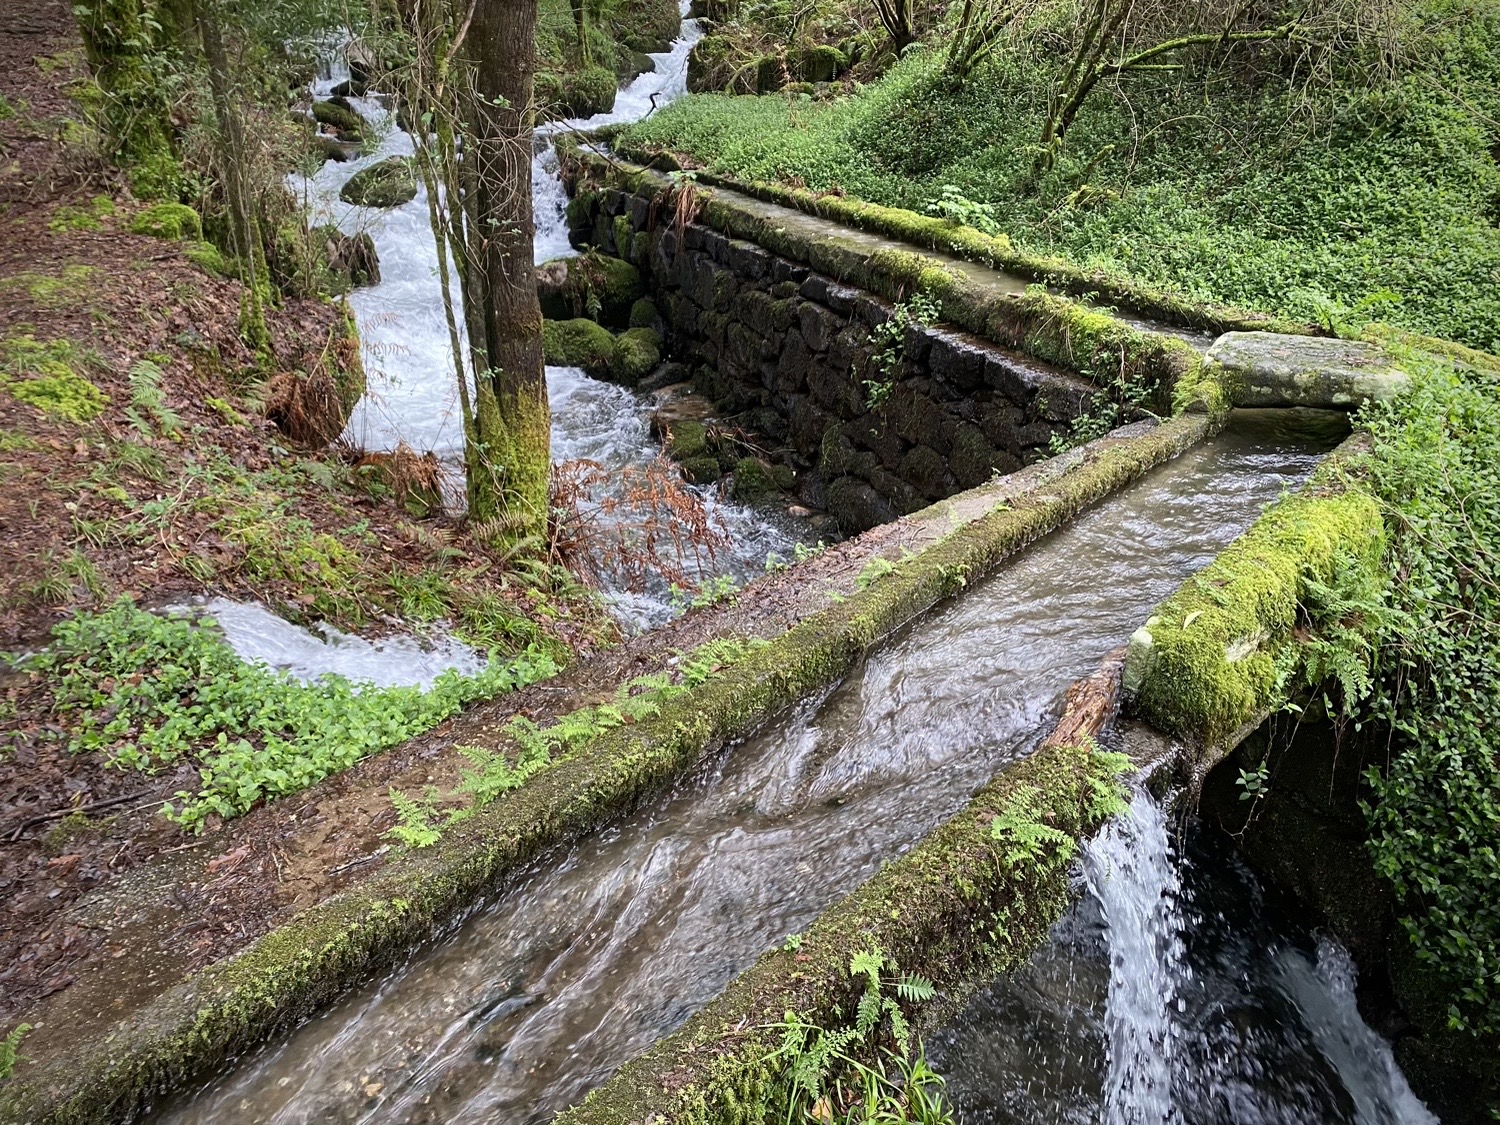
623, 2, 1500, 352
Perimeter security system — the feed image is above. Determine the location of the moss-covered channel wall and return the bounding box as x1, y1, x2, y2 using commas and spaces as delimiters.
0, 415, 1213, 1125
1124, 436, 1384, 767
557, 143, 1217, 535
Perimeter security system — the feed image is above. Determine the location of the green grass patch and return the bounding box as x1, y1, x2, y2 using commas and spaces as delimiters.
15, 598, 560, 832
622, 6, 1500, 352
1, 334, 108, 422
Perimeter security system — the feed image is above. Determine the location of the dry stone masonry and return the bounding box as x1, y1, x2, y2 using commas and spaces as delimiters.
562, 186, 1102, 535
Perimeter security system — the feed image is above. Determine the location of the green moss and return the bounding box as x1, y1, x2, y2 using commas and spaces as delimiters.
537, 253, 643, 324
338, 157, 416, 209
730, 456, 786, 502
127, 201, 201, 240
311, 99, 364, 138
183, 239, 229, 276
562, 66, 618, 117
1130, 459, 1385, 748
1, 335, 108, 423
629, 297, 660, 329
48, 195, 115, 233
664, 418, 708, 459
541, 317, 617, 377
609, 326, 661, 384
1, 265, 98, 310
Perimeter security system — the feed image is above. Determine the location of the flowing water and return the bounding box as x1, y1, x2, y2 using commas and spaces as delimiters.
295, 3, 793, 630
150, 409, 1351, 1125
930, 791, 1439, 1125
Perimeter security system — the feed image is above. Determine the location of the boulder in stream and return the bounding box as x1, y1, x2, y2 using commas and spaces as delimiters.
542, 317, 617, 378
312, 98, 365, 142
535, 253, 643, 327
339, 156, 417, 209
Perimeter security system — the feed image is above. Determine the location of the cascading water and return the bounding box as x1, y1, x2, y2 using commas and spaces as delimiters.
1084, 786, 1185, 1125
931, 787, 1441, 1125
296, 3, 795, 631
149, 411, 1358, 1125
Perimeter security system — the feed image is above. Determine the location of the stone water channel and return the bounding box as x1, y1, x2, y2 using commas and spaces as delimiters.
138, 408, 1439, 1125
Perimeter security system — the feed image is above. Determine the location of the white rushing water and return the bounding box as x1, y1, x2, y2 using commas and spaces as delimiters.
187, 598, 484, 689
1274, 941, 1440, 1125
1085, 785, 1186, 1125
1075, 788, 1439, 1125
294, 2, 794, 631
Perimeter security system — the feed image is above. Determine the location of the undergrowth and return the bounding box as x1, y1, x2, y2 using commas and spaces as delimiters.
1329, 353, 1500, 1037
623, 4, 1500, 351
386, 637, 768, 846
764, 948, 953, 1125
14, 599, 559, 831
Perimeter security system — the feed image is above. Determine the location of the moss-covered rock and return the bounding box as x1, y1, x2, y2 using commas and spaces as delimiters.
339, 157, 417, 209
311, 99, 364, 140
562, 66, 618, 117
610, 327, 661, 385
542, 317, 617, 377
664, 418, 709, 460
629, 297, 663, 331
678, 454, 722, 483
535, 253, 643, 326
127, 202, 201, 241
183, 240, 228, 277
612, 0, 681, 53
730, 456, 791, 502
793, 44, 847, 83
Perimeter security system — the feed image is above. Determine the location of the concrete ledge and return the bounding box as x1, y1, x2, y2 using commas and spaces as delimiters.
1208, 332, 1411, 409
0, 415, 1213, 1125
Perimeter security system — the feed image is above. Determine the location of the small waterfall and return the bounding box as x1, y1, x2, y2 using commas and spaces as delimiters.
1084, 785, 1184, 1125
1275, 940, 1439, 1125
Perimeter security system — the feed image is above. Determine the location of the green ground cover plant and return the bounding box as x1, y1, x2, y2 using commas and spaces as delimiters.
623, 2, 1500, 351
387, 637, 768, 846
1341, 353, 1500, 1037
14, 599, 559, 831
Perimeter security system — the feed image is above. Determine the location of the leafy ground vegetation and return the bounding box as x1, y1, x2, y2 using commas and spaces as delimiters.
625, 0, 1500, 351
0, 0, 615, 1029
1333, 348, 1500, 1040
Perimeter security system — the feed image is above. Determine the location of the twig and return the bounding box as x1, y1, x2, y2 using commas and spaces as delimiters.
5, 789, 161, 843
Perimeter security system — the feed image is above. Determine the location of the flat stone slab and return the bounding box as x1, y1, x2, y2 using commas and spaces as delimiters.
1207, 331, 1409, 409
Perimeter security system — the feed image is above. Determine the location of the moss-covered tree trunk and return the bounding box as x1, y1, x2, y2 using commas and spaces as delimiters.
458, 0, 551, 541
194, 0, 271, 354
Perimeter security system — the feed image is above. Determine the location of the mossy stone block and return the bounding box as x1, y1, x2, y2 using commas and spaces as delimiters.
542, 317, 617, 378
610, 327, 661, 385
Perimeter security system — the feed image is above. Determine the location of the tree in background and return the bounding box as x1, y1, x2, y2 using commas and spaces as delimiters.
390, 0, 551, 539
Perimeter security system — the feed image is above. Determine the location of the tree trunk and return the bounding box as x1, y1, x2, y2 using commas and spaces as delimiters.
460, 0, 551, 542
195, 0, 271, 354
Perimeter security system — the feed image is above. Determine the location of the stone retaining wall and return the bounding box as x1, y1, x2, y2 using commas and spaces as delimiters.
564, 186, 1105, 535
